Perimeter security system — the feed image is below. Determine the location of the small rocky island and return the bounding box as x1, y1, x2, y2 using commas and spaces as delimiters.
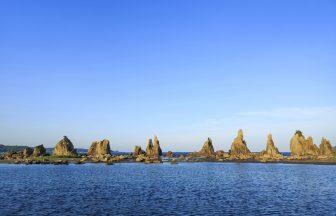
0, 130, 335, 165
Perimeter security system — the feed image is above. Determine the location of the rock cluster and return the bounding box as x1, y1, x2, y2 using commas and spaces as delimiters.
319, 137, 334, 157
145, 136, 163, 163
33, 145, 47, 157
53, 136, 77, 157
290, 131, 319, 157
260, 134, 283, 159
230, 129, 251, 159
199, 137, 215, 156
22, 147, 33, 157
88, 139, 111, 157
133, 145, 144, 157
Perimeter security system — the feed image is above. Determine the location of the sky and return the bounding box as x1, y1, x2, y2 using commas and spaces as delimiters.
0, 0, 335, 152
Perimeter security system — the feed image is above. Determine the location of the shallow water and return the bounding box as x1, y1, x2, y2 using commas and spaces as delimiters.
0, 163, 335, 216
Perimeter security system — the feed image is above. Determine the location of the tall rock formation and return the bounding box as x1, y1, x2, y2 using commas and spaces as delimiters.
153, 136, 162, 157
260, 134, 282, 159
88, 139, 111, 157
133, 145, 144, 157
290, 131, 319, 157
33, 145, 47, 157
199, 137, 215, 156
146, 139, 154, 156
230, 129, 251, 158
53, 136, 77, 157
319, 137, 334, 157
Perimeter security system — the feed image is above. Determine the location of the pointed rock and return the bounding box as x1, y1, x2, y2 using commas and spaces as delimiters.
153, 136, 162, 157
290, 131, 319, 157
53, 136, 77, 157
145, 139, 154, 156
133, 145, 144, 157
33, 145, 47, 157
199, 137, 215, 156
303, 136, 319, 156
88, 139, 111, 157
319, 137, 334, 157
230, 129, 251, 158
261, 134, 282, 159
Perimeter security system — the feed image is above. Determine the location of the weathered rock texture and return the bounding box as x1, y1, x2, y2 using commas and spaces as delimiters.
230, 129, 251, 158
199, 137, 215, 156
133, 145, 144, 157
88, 139, 111, 157
53, 136, 77, 157
260, 134, 282, 159
145, 139, 154, 156
33, 145, 47, 157
22, 147, 33, 157
153, 136, 162, 157
319, 138, 334, 157
290, 131, 319, 157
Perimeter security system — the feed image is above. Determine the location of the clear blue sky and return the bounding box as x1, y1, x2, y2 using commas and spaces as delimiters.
1, 0, 335, 151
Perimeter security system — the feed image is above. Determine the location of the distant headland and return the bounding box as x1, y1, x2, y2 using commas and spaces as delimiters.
0, 130, 335, 165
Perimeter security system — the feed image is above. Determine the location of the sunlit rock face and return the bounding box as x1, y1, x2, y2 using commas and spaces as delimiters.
260, 134, 283, 159
199, 137, 215, 157
53, 136, 77, 157
145, 139, 154, 156
133, 145, 144, 157
290, 131, 319, 157
230, 129, 251, 159
33, 145, 47, 157
153, 136, 162, 157
88, 139, 111, 157
319, 137, 334, 157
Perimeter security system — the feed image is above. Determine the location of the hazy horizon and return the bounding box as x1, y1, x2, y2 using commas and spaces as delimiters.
1, 0, 335, 151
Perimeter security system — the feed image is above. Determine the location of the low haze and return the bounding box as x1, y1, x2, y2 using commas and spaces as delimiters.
1, 0, 335, 151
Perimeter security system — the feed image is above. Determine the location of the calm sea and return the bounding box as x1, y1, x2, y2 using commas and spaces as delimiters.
0, 163, 335, 216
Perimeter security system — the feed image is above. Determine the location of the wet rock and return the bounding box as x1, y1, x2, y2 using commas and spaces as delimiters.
33, 145, 47, 157
260, 134, 283, 159
22, 147, 33, 157
230, 129, 251, 159
319, 137, 334, 157
199, 137, 215, 156
53, 136, 77, 157
88, 139, 111, 157
133, 145, 144, 157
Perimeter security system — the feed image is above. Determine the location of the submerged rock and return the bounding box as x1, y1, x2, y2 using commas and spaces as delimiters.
22, 147, 33, 157
88, 139, 111, 157
230, 129, 251, 158
53, 136, 77, 157
260, 134, 283, 159
319, 137, 334, 157
133, 145, 144, 157
33, 145, 47, 157
199, 137, 215, 156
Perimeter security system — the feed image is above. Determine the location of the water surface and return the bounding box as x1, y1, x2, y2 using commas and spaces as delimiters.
0, 163, 335, 215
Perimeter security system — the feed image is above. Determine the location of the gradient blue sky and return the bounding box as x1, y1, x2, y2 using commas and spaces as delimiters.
1, 0, 335, 151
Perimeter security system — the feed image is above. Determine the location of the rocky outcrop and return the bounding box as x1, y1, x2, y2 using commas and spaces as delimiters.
166, 151, 173, 157
199, 137, 215, 156
53, 136, 77, 157
22, 147, 33, 157
290, 131, 319, 157
88, 139, 111, 157
33, 145, 47, 157
133, 145, 144, 157
153, 136, 162, 157
260, 134, 283, 159
319, 138, 334, 157
145, 139, 154, 156
230, 129, 251, 158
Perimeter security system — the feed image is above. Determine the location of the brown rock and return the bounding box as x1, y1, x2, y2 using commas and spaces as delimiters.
290, 131, 319, 157
88, 139, 111, 157
33, 145, 47, 157
53, 136, 77, 157
230, 129, 251, 158
260, 134, 283, 159
153, 136, 162, 157
22, 147, 33, 157
304, 136, 319, 156
133, 145, 144, 157
319, 137, 334, 157
199, 137, 215, 156
145, 139, 154, 156
166, 151, 173, 157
